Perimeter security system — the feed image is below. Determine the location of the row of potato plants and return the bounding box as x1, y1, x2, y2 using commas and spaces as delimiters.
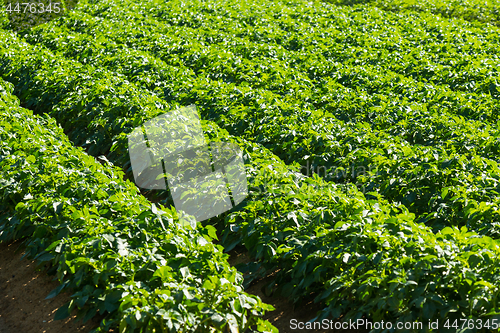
0, 77, 276, 332
328, 0, 500, 27
26, 0, 500, 165
0, 26, 379, 328
22, 6, 500, 169
73, 0, 500, 121
16, 13, 500, 149
21, 5, 500, 163
3, 25, 500, 330
0, 27, 387, 329
26, 0, 499, 155
17, 5, 500, 237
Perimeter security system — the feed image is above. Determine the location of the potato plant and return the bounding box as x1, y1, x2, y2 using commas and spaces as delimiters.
0, 0, 500, 331
0, 78, 275, 332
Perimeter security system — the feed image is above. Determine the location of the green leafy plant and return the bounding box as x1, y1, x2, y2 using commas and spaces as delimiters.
0, 78, 275, 332
1, 0, 500, 330
329, 0, 500, 27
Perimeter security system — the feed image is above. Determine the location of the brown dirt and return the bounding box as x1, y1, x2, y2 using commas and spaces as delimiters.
0, 240, 100, 333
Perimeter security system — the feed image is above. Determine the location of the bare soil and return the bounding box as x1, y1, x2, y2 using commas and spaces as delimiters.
0, 241, 101, 333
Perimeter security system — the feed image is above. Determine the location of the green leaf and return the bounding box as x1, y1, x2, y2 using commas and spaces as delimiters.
46, 282, 66, 300
54, 300, 72, 321
153, 266, 172, 281
26, 155, 36, 164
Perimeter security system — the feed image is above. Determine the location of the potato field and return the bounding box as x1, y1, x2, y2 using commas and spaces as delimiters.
0, 0, 500, 332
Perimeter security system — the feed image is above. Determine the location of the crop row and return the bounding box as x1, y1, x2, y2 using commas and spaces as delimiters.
328, 0, 500, 27
17, 6, 500, 235
25, 10, 496, 143
73, 0, 500, 120
3, 13, 500, 330
0, 77, 275, 332
22, 17, 500, 151
0, 27, 382, 327
22, 11, 500, 161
